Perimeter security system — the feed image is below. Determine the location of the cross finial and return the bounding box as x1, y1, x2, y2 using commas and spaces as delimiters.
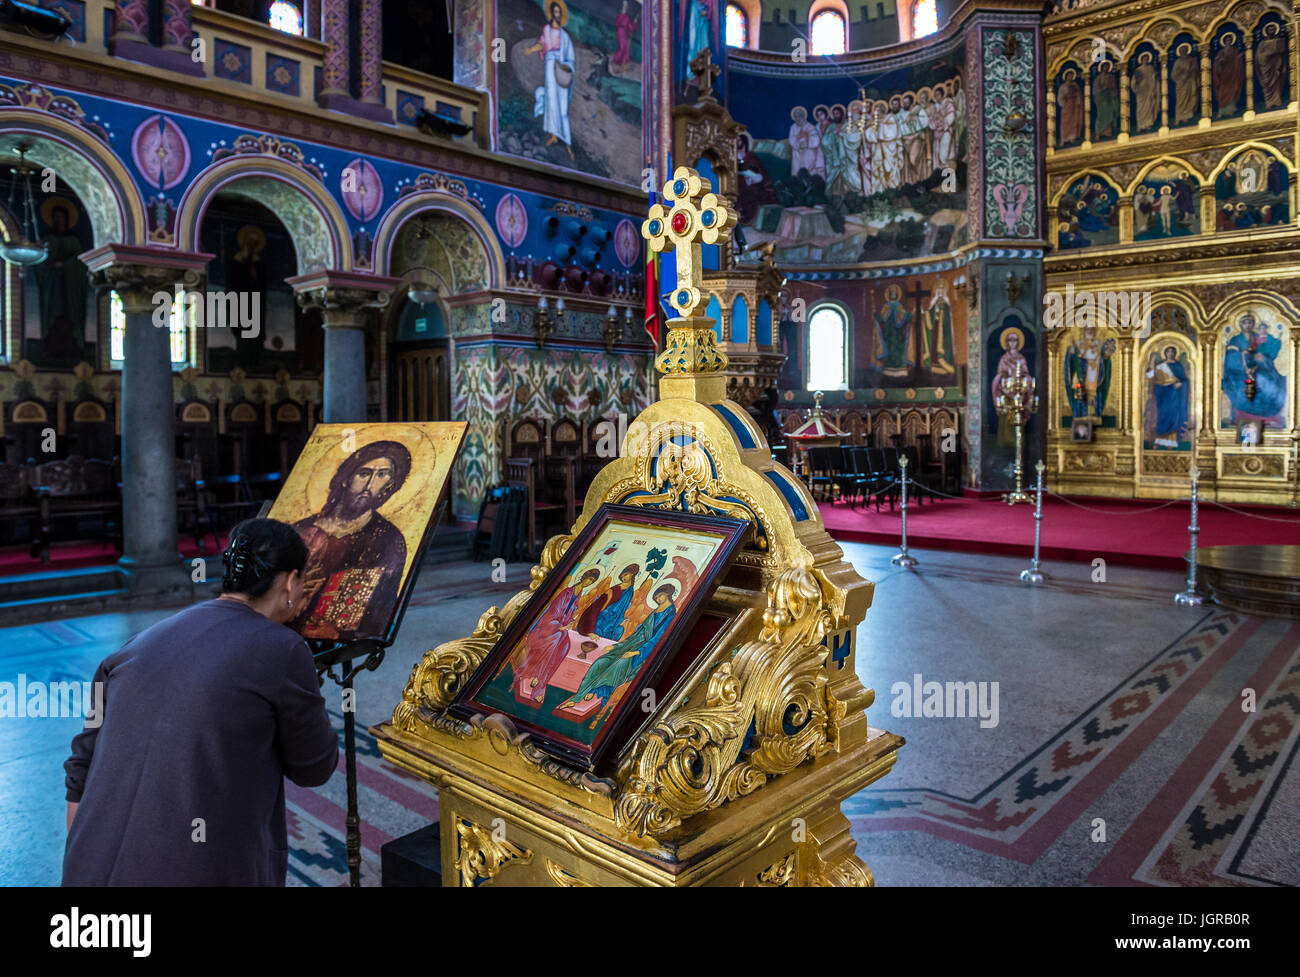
689, 48, 721, 102
641, 166, 736, 319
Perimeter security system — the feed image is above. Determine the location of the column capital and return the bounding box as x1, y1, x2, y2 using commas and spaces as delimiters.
288, 269, 400, 322
80, 244, 214, 312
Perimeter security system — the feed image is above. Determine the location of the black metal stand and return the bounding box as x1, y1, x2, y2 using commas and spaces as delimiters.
310, 638, 386, 888
297, 498, 447, 887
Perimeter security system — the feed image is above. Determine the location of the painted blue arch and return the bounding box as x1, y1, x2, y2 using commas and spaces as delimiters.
731, 295, 749, 343
756, 298, 773, 345
705, 294, 723, 342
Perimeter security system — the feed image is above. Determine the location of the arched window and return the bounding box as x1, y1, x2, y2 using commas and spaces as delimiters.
725, 4, 748, 48
810, 10, 847, 56
912, 0, 938, 38
111, 290, 188, 366
268, 1, 304, 37
806, 305, 848, 389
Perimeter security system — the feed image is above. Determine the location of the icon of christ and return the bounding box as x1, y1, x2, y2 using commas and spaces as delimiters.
291, 440, 411, 641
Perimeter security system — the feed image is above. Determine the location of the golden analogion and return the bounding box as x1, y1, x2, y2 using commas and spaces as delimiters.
371, 168, 902, 886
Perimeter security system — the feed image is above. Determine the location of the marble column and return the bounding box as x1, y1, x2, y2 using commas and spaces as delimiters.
81, 245, 212, 595
288, 271, 398, 423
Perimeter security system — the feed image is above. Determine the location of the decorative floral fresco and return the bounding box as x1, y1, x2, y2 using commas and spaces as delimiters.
497, 0, 643, 186
392, 216, 490, 292
982, 29, 1037, 239
450, 344, 651, 516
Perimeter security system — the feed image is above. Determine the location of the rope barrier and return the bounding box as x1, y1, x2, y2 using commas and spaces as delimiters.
1203, 500, 1300, 523
1041, 492, 1190, 515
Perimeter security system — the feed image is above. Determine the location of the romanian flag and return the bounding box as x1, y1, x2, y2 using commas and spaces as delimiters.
644, 186, 661, 346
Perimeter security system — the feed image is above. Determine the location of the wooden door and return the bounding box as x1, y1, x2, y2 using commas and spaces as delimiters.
392, 346, 450, 422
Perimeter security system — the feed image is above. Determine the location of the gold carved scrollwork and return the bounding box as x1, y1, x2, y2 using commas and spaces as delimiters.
394, 533, 574, 725
754, 852, 797, 886
618, 421, 771, 550
456, 818, 533, 887
1223, 454, 1285, 477
613, 569, 838, 838
656, 318, 729, 375
545, 860, 594, 887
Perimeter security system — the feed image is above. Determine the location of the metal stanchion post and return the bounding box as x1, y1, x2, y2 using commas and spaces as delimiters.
1175, 468, 1205, 606
892, 454, 918, 568
1020, 459, 1047, 585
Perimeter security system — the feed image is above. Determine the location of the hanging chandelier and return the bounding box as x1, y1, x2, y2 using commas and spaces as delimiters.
0, 144, 49, 267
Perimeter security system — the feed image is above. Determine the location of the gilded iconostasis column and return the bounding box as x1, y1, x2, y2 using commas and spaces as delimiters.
1200, 45, 1212, 126
1244, 32, 1255, 114
1083, 70, 1093, 144
1196, 328, 1218, 489
1046, 85, 1056, 154
1120, 65, 1131, 139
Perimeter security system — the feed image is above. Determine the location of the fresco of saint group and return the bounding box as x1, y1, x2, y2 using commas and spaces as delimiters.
732, 64, 968, 265
1134, 165, 1199, 240
1220, 312, 1289, 428
1215, 149, 1291, 230
1054, 20, 1288, 148
1056, 176, 1120, 249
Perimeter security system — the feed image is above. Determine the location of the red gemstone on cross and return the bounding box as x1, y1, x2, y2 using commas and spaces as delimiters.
670, 210, 689, 234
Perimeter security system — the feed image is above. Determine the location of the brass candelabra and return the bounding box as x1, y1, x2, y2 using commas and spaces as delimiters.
995, 361, 1038, 505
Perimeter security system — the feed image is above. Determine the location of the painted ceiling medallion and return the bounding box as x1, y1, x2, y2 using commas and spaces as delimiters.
495, 192, 527, 249
341, 157, 383, 222
613, 218, 640, 268
131, 115, 191, 191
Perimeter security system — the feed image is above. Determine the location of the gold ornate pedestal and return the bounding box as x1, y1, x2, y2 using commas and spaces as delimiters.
370, 168, 903, 886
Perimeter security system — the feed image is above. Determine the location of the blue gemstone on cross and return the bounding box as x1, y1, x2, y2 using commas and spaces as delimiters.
701, 210, 715, 227
676, 290, 690, 305
648, 218, 662, 235
672, 179, 686, 196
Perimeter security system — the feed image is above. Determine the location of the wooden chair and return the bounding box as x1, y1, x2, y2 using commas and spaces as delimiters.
506, 457, 563, 558
0, 462, 40, 555
29, 455, 122, 563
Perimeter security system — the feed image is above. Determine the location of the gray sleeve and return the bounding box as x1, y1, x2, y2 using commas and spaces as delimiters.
273, 641, 339, 787
64, 657, 110, 802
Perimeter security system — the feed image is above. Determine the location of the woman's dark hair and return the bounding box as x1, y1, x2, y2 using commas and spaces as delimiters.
221, 518, 308, 598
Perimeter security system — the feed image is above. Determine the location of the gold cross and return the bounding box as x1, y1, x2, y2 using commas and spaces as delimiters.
641, 166, 736, 319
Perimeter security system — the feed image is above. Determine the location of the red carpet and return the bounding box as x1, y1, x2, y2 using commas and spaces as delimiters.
819, 495, 1300, 569
0, 535, 227, 577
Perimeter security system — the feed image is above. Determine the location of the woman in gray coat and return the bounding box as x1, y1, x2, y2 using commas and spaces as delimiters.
62, 518, 339, 885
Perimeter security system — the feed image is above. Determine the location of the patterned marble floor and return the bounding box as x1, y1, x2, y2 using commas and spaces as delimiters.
2, 544, 1295, 886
